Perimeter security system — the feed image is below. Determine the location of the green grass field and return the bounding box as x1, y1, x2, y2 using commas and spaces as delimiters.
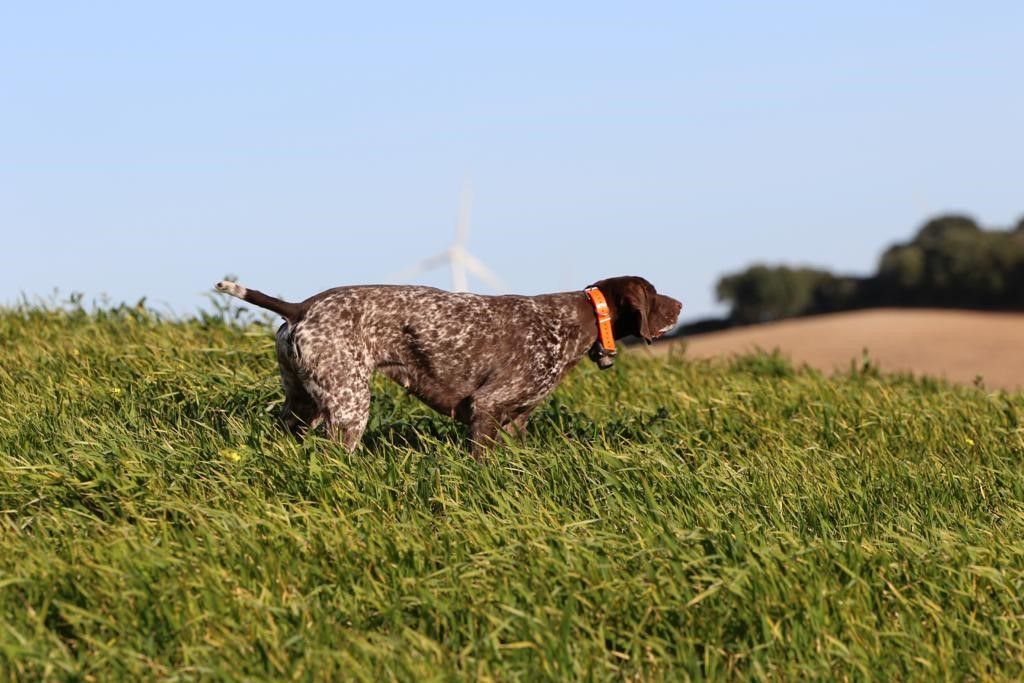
2, 303, 1023, 680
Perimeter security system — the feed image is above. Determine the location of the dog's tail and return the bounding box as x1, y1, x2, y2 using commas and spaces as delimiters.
215, 280, 304, 323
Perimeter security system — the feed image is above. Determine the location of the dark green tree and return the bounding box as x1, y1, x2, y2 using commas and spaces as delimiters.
713, 213, 1024, 327
716, 266, 836, 324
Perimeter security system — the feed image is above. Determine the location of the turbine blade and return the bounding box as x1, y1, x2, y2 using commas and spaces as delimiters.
461, 250, 508, 293
388, 250, 451, 283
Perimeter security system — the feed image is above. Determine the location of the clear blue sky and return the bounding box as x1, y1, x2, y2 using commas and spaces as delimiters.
3, 2, 1022, 320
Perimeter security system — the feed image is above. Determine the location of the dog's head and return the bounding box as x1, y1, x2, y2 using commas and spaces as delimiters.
589, 276, 682, 344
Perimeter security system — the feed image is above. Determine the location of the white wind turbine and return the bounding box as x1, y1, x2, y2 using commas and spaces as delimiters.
389, 184, 508, 293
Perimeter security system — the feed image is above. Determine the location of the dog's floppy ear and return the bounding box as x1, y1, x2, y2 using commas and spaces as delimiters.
622, 281, 654, 344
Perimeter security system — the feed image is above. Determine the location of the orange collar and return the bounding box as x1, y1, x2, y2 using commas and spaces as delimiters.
584, 287, 616, 356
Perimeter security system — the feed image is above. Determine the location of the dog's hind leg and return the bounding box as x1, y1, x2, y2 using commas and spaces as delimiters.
280, 382, 321, 439
305, 368, 371, 451
276, 323, 321, 439
296, 340, 373, 451
501, 410, 533, 442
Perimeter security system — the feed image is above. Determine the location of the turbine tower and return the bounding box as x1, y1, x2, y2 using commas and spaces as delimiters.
390, 183, 507, 293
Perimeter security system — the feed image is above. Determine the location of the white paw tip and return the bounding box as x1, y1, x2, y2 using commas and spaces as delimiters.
216, 280, 245, 297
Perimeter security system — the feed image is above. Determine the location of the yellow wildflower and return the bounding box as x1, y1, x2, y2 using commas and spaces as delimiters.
219, 448, 242, 462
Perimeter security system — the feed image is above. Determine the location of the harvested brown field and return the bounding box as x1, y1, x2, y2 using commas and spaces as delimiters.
649, 309, 1024, 390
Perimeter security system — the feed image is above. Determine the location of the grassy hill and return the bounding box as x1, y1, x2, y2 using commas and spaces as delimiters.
2, 305, 1023, 680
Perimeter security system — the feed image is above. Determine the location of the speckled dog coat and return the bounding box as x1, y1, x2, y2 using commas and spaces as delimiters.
215, 276, 681, 457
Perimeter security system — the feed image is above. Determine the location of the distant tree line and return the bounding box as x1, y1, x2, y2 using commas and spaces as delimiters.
711, 215, 1024, 327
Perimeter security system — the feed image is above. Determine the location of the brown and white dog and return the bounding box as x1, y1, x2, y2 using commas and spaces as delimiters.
215, 276, 681, 457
